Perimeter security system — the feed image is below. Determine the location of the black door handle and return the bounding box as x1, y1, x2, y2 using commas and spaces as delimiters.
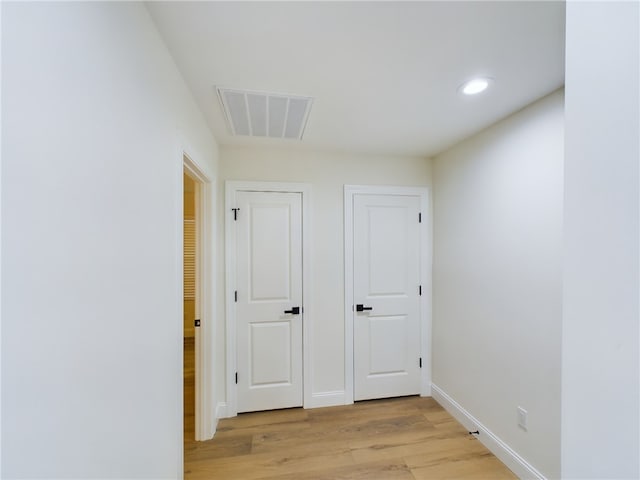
284, 306, 300, 315
356, 304, 373, 312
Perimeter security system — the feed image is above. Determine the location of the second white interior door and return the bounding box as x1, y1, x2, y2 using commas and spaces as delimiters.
353, 193, 422, 401
236, 191, 303, 413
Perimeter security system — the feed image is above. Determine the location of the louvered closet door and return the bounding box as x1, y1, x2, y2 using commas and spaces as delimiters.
184, 219, 196, 298
184, 218, 196, 338
236, 191, 303, 413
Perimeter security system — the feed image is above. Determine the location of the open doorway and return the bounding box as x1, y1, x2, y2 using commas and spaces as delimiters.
183, 171, 198, 441
182, 153, 216, 451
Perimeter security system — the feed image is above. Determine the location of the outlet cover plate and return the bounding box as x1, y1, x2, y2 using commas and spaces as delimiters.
517, 406, 528, 431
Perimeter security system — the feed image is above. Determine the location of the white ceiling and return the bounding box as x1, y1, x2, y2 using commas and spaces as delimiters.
147, 1, 565, 158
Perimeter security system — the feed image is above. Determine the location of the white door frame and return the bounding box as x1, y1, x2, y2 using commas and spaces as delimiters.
344, 185, 432, 404
182, 152, 216, 441
225, 181, 312, 417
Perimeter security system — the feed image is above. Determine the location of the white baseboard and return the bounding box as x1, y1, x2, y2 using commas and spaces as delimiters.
307, 390, 346, 409
216, 401, 228, 419
431, 384, 546, 480
210, 418, 218, 438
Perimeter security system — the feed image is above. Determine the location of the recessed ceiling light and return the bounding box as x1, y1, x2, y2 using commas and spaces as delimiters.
459, 77, 493, 96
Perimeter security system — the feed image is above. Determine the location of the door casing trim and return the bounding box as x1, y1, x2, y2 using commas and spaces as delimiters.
225, 181, 312, 417
344, 185, 432, 404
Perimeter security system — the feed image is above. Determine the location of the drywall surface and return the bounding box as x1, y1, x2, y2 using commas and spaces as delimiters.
218, 148, 432, 403
562, 2, 639, 478
432, 90, 564, 478
2, 3, 218, 478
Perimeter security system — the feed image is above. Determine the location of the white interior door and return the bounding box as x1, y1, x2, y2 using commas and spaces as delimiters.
236, 191, 303, 413
353, 194, 422, 401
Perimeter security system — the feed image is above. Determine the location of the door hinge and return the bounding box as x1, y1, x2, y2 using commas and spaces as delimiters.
234, 290, 238, 302
235, 372, 238, 384
419, 212, 422, 223
194, 319, 200, 327
232, 208, 240, 221
419, 285, 422, 296
419, 357, 422, 368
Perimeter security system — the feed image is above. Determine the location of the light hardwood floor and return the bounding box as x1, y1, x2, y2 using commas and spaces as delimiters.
184, 336, 195, 442
184, 393, 517, 479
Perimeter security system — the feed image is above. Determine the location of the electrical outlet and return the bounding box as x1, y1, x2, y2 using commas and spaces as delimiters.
517, 406, 528, 431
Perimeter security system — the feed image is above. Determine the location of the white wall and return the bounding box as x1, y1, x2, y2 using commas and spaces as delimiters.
1, 3, 218, 478
562, 2, 639, 478
217, 147, 432, 405
0, 1, 3, 475
432, 90, 564, 478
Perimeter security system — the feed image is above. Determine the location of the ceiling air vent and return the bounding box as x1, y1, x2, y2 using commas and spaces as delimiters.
216, 87, 313, 140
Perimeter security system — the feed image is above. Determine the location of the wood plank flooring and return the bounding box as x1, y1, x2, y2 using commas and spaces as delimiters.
184, 336, 195, 442
184, 396, 517, 479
